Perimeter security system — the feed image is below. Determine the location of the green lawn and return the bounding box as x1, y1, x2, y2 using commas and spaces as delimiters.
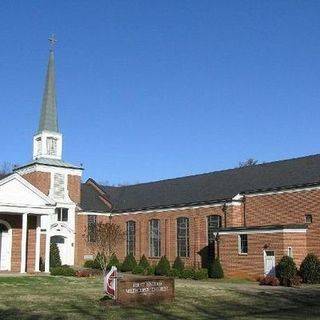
0, 276, 320, 319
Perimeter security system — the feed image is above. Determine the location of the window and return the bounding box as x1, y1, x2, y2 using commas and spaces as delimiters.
149, 219, 161, 257
305, 214, 313, 224
46, 137, 57, 155
207, 215, 222, 243
56, 208, 68, 222
126, 221, 136, 256
238, 234, 248, 254
36, 137, 42, 155
288, 247, 293, 258
87, 215, 97, 242
177, 217, 190, 257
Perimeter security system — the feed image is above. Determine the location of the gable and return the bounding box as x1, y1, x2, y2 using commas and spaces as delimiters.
0, 174, 55, 207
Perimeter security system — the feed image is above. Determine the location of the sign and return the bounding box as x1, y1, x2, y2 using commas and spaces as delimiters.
104, 266, 117, 299
116, 276, 174, 304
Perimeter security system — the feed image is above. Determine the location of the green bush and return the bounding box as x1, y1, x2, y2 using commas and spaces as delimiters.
209, 258, 224, 279
181, 267, 195, 279
50, 243, 61, 268
155, 256, 171, 276
300, 253, 320, 284
132, 265, 145, 274
168, 268, 181, 278
83, 260, 96, 269
138, 255, 150, 270
276, 255, 297, 286
120, 253, 137, 272
194, 268, 208, 280
172, 257, 184, 272
107, 253, 121, 270
93, 252, 106, 270
145, 266, 155, 275
50, 265, 75, 276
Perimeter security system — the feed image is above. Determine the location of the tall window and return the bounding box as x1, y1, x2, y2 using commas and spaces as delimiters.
36, 137, 42, 155
238, 234, 248, 254
149, 219, 161, 257
177, 217, 190, 257
56, 208, 68, 222
47, 137, 57, 155
126, 221, 136, 256
88, 215, 97, 243
207, 215, 222, 243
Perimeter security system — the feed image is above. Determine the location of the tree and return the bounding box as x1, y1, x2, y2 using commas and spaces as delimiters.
276, 255, 297, 286
300, 254, 320, 284
50, 243, 61, 268
83, 221, 125, 272
0, 161, 13, 177
238, 158, 258, 168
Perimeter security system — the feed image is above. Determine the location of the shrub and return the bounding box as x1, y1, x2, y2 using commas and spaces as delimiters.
168, 268, 181, 278
300, 253, 320, 284
83, 260, 96, 269
138, 255, 150, 270
132, 265, 144, 274
276, 255, 297, 286
181, 267, 195, 279
259, 276, 280, 286
75, 268, 102, 277
39, 257, 45, 272
50, 243, 61, 268
107, 253, 121, 270
92, 252, 106, 270
50, 265, 75, 276
145, 266, 155, 276
194, 268, 208, 280
172, 257, 184, 272
209, 258, 224, 279
120, 253, 137, 272
291, 274, 302, 287
155, 256, 171, 276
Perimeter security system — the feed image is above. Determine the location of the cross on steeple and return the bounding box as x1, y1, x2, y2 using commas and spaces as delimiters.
48, 34, 57, 51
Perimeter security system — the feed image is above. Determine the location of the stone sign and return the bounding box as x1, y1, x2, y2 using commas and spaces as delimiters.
116, 275, 175, 304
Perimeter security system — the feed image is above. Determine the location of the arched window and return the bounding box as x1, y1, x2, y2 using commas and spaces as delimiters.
149, 219, 161, 257
126, 221, 136, 256
46, 137, 57, 155
177, 217, 190, 257
207, 215, 222, 244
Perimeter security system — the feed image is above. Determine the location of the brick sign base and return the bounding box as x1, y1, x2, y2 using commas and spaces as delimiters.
116, 275, 175, 304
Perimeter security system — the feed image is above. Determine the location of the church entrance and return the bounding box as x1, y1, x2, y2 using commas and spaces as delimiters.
51, 235, 69, 265
0, 221, 11, 271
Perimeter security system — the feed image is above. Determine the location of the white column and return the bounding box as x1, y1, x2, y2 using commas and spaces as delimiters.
44, 216, 51, 273
20, 213, 28, 273
34, 215, 41, 272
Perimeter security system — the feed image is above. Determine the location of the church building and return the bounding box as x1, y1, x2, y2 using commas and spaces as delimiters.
0, 44, 320, 279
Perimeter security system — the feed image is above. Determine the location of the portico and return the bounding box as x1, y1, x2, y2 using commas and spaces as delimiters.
0, 174, 55, 273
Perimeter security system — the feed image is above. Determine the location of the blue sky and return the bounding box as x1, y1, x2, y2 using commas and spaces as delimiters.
0, 1, 319, 185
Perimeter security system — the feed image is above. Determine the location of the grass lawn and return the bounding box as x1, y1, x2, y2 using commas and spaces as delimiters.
0, 276, 320, 319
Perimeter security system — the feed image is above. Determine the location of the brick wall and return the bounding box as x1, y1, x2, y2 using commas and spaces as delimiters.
22, 172, 51, 195
68, 175, 81, 204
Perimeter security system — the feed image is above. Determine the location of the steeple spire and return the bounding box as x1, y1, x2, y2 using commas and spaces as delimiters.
38, 35, 59, 133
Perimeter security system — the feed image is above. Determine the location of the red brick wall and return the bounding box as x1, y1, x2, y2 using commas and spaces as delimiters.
68, 175, 81, 205
22, 172, 51, 196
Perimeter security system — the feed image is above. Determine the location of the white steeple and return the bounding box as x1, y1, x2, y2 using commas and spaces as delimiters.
33, 35, 62, 160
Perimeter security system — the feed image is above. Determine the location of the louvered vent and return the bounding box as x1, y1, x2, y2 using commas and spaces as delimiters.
53, 173, 65, 199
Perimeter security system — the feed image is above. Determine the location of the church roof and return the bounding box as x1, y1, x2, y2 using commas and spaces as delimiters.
38, 49, 59, 133
81, 153, 320, 213
13, 158, 83, 171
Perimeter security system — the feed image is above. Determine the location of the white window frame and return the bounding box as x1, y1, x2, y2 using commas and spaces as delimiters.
287, 246, 293, 258
238, 234, 248, 255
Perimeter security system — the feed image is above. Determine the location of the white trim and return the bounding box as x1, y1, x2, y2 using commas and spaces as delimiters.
0, 205, 54, 215
15, 164, 82, 177
44, 218, 51, 273
78, 212, 111, 216
245, 185, 320, 197
220, 228, 307, 235
20, 213, 28, 273
34, 216, 41, 272
0, 219, 12, 271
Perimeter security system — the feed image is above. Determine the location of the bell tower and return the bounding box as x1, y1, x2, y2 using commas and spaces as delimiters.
33, 35, 62, 160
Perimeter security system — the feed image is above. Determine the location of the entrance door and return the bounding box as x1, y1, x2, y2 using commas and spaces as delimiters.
264, 250, 275, 276
0, 224, 10, 271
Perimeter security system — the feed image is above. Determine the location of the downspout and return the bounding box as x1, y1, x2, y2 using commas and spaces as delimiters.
243, 195, 246, 227
222, 202, 227, 228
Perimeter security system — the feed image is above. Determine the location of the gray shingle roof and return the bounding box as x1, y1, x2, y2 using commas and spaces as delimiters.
80, 183, 110, 212
81, 154, 320, 213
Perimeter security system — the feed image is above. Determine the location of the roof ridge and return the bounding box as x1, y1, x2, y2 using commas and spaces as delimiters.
100, 153, 320, 190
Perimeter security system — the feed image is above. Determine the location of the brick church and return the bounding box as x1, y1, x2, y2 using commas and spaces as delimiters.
0, 45, 319, 279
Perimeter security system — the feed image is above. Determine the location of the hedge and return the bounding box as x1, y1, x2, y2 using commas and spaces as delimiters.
155, 256, 171, 276
51, 265, 75, 276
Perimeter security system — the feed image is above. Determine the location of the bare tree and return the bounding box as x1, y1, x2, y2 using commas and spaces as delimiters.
0, 161, 13, 176
238, 158, 259, 168
83, 221, 125, 272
